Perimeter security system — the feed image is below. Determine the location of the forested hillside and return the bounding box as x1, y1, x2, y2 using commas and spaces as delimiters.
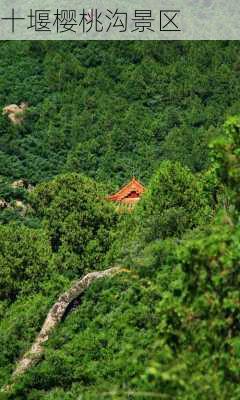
1, 42, 240, 399
1, 41, 240, 187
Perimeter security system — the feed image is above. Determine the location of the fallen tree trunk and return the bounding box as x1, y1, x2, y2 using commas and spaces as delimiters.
3, 266, 125, 391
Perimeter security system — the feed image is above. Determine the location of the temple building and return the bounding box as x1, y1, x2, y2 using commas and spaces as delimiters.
107, 177, 145, 207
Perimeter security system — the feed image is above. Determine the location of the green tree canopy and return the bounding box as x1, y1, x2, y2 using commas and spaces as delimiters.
135, 160, 212, 243
0, 224, 51, 301
31, 173, 118, 277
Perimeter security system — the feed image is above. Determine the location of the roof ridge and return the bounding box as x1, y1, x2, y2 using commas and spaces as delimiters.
108, 177, 145, 202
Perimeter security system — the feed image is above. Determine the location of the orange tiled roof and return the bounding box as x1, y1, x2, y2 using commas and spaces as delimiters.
108, 177, 145, 204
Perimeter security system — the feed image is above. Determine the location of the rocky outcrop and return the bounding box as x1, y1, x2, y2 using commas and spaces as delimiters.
11, 179, 34, 192
11, 179, 29, 189
14, 200, 29, 216
0, 198, 30, 216
0, 199, 8, 209
2, 102, 27, 125
0, 179, 34, 216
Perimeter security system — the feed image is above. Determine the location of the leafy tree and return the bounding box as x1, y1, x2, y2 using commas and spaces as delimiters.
211, 115, 240, 211
31, 173, 118, 277
135, 160, 212, 243
0, 224, 52, 301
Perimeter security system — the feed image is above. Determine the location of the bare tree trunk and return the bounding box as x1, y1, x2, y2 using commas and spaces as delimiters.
2, 266, 125, 392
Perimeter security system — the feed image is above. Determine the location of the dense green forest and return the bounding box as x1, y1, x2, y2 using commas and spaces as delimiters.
1, 41, 240, 186
1, 41, 240, 399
